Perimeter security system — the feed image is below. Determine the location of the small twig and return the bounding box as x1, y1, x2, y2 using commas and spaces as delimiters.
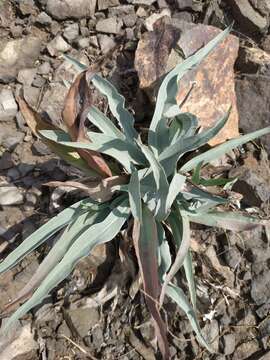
58, 334, 98, 360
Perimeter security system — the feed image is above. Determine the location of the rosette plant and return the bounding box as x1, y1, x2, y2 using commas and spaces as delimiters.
1, 26, 269, 358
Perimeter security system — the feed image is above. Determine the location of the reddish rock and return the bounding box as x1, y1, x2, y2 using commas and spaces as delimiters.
176, 24, 240, 145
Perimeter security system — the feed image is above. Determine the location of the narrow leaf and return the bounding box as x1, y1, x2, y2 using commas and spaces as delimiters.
0, 199, 93, 274
128, 169, 142, 221
167, 284, 213, 352
187, 211, 269, 231
149, 25, 232, 153
160, 211, 190, 306
2, 198, 130, 332
138, 143, 169, 221
180, 126, 270, 173
132, 204, 170, 359
183, 251, 197, 311
166, 173, 186, 213
87, 106, 125, 139
90, 74, 138, 142
159, 108, 231, 176
62, 70, 112, 178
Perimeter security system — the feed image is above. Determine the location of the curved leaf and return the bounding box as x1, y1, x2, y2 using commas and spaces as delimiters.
180, 126, 270, 173
2, 198, 130, 332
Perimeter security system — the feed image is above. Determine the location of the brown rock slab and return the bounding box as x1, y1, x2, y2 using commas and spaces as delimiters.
176, 24, 239, 145
134, 16, 180, 95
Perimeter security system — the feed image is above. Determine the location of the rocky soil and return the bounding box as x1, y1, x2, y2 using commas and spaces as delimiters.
0, 0, 270, 359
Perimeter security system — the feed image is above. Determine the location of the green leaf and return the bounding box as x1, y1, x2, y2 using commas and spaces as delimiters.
132, 204, 170, 359
138, 143, 169, 221
167, 284, 213, 352
2, 197, 130, 332
149, 25, 232, 154
166, 173, 186, 214
187, 210, 269, 231
4, 208, 108, 310
91, 74, 138, 142
169, 113, 199, 145
40, 129, 146, 172
183, 251, 197, 311
181, 126, 270, 173
0, 199, 93, 275
160, 210, 190, 305
128, 169, 142, 221
63, 54, 87, 72
159, 108, 231, 176
87, 106, 125, 140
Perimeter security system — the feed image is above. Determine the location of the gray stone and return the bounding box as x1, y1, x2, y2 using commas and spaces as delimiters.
256, 301, 270, 319
67, 307, 100, 338
259, 318, 270, 338
36, 11, 53, 25
223, 334, 235, 355
76, 37, 91, 49
176, 0, 202, 11
108, 4, 134, 16
96, 17, 123, 34
0, 321, 38, 360
224, 246, 241, 269
0, 37, 42, 83
46, 0, 97, 20
23, 86, 40, 109
32, 75, 46, 88
37, 62, 52, 75
16, 111, 26, 130
236, 77, 270, 154
123, 14, 137, 27
251, 271, 270, 306
19, 0, 35, 15
47, 35, 71, 56
80, 26, 90, 37
0, 152, 14, 170
98, 35, 116, 53
230, 168, 270, 207
89, 36, 99, 47
32, 140, 51, 156
39, 83, 68, 123
98, 0, 119, 10
228, 0, 268, 33
17, 68, 37, 86
233, 340, 260, 360
132, 0, 156, 5
63, 23, 80, 43
0, 183, 24, 205
1, 132, 24, 151
10, 25, 23, 39
0, 89, 18, 121
145, 8, 171, 31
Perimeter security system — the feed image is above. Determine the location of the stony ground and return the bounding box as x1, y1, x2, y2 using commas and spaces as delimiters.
0, 0, 270, 359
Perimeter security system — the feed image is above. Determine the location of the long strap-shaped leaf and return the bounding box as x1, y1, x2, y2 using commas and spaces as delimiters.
180, 126, 270, 173
166, 173, 186, 214
87, 106, 125, 140
132, 204, 170, 359
3, 209, 108, 311
159, 108, 231, 176
183, 251, 197, 311
40, 129, 146, 172
2, 198, 130, 333
186, 210, 269, 231
0, 199, 93, 274
166, 284, 213, 352
91, 74, 138, 142
138, 143, 169, 221
160, 209, 190, 306
149, 26, 232, 154
128, 169, 142, 221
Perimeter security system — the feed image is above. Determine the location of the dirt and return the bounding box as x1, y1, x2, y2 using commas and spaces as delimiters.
0, 0, 270, 359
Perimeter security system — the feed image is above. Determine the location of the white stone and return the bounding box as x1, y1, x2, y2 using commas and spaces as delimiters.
47, 35, 71, 56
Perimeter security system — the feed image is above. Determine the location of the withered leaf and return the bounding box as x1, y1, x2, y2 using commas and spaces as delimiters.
62, 70, 112, 178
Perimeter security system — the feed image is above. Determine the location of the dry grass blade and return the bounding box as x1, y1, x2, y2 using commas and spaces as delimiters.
62, 70, 112, 178
46, 175, 128, 202
132, 207, 170, 359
